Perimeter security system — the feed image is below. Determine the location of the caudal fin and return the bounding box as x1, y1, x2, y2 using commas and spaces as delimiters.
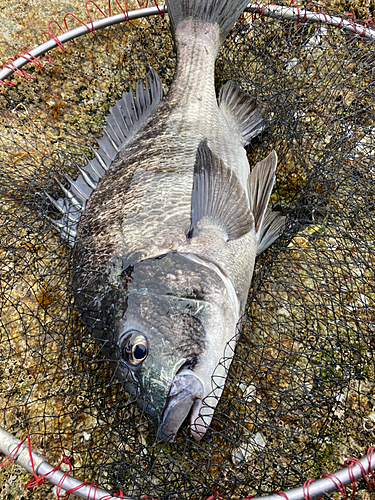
166, 0, 249, 42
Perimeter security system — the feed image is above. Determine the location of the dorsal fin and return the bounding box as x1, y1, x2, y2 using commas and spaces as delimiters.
187, 139, 253, 241
219, 81, 266, 146
247, 150, 285, 253
45, 68, 163, 246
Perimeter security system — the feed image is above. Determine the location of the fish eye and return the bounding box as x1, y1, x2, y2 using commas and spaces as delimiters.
121, 331, 148, 366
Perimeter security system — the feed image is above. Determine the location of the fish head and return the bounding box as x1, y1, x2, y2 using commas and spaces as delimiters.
113, 251, 239, 443
118, 291, 204, 425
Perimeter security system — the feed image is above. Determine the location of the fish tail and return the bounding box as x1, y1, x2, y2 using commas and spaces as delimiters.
166, 0, 249, 42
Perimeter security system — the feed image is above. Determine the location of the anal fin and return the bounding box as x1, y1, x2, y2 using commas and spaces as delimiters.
248, 150, 285, 254
219, 81, 267, 146
256, 209, 286, 255
188, 140, 253, 241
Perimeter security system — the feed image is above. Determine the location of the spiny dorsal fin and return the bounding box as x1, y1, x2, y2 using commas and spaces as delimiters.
45, 68, 163, 246
219, 81, 266, 146
247, 150, 285, 253
188, 139, 253, 241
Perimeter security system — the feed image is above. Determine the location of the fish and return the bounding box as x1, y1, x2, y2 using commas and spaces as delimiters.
46, 0, 285, 443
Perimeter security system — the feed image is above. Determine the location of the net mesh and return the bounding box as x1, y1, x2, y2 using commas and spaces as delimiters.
0, 1, 374, 499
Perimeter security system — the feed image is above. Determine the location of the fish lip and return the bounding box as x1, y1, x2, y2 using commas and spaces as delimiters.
157, 369, 204, 443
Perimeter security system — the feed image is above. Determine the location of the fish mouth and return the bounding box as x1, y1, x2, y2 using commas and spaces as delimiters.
157, 369, 205, 443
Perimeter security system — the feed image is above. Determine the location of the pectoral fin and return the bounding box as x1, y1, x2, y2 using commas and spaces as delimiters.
188, 140, 253, 241
247, 151, 286, 254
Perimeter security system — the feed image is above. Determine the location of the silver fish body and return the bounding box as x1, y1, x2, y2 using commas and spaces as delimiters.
51, 0, 285, 443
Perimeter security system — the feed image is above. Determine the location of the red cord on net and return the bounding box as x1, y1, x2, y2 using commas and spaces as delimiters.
272, 490, 290, 500
84, 0, 128, 27
344, 447, 375, 491
0, 44, 55, 84
0, 433, 127, 500
64, 12, 96, 38
0, 436, 28, 468
367, 447, 375, 485
0, 78, 15, 86
0, 434, 49, 488
50, 456, 126, 500
248, 3, 267, 23
321, 472, 348, 500
302, 478, 321, 500
17, 48, 44, 69
345, 12, 364, 37
0, 0, 166, 86
206, 491, 223, 500
256, 3, 267, 22
300, 2, 314, 23
152, 0, 166, 18
362, 18, 374, 37
41, 20, 69, 51
86, 0, 113, 19
288, 0, 301, 23
25, 456, 65, 489
34, 455, 126, 500
1, 19, 68, 85
54, 455, 74, 499
2, 57, 34, 80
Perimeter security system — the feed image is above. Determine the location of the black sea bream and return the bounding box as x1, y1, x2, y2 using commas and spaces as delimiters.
47, 0, 285, 443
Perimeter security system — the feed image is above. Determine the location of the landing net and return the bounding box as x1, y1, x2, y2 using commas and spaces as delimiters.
0, 1, 374, 499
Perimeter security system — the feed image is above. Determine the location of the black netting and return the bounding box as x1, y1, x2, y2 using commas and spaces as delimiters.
0, 3, 374, 500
